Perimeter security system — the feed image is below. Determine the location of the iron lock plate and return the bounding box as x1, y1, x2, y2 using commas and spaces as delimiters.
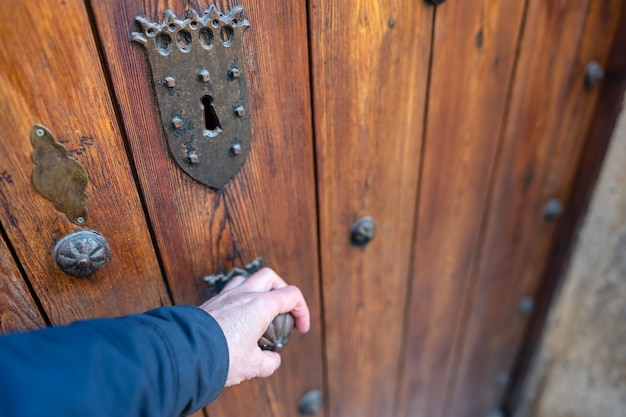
132, 6, 251, 189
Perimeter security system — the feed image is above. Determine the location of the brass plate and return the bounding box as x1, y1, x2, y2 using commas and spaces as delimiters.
132, 6, 252, 189
30, 124, 88, 225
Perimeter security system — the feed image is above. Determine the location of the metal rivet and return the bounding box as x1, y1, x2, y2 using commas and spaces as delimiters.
297, 390, 323, 415
76, 256, 91, 269
231, 143, 242, 155
35, 129, 45, 137
518, 296, 535, 316
350, 216, 376, 246
75, 217, 85, 225
229, 66, 240, 78
496, 372, 510, 388
234, 105, 245, 117
585, 60, 605, 88
188, 153, 199, 164
198, 69, 210, 83
164, 76, 176, 88
172, 117, 184, 129
544, 198, 563, 220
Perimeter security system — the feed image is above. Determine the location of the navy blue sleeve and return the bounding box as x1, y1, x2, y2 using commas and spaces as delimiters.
0, 305, 229, 417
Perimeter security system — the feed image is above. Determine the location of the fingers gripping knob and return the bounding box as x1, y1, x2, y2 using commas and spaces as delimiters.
204, 259, 296, 352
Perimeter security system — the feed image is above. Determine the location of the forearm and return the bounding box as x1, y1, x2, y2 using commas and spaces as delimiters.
0, 305, 228, 417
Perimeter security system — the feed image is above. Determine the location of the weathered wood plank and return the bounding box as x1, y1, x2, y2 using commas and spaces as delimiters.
0, 0, 169, 325
309, 0, 432, 415
444, 1, 626, 416
0, 231, 46, 334
503, 5, 626, 412
395, 1, 527, 416
89, 1, 324, 416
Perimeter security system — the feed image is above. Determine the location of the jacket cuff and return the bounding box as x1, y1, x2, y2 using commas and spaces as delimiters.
143, 305, 229, 415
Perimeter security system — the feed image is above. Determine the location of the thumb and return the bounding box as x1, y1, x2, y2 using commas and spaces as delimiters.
258, 350, 282, 378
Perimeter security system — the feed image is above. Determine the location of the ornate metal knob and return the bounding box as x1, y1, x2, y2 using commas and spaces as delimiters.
54, 230, 110, 277
258, 313, 294, 353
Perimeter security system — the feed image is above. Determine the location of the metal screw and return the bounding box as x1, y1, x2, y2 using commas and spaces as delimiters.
518, 296, 535, 316
585, 60, 605, 88
234, 105, 245, 117
231, 143, 242, 155
198, 69, 210, 83
172, 117, 184, 129
350, 216, 376, 246
544, 198, 563, 220
164, 76, 176, 88
75, 217, 85, 225
188, 153, 199, 164
36, 129, 45, 137
229, 66, 240, 78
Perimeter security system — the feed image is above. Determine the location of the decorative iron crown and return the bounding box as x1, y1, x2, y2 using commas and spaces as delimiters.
131, 5, 249, 54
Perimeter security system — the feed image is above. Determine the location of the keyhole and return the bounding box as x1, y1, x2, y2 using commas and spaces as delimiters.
202, 95, 222, 136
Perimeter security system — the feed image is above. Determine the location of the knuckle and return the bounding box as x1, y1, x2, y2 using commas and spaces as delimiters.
285, 285, 303, 298
257, 267, 277, 277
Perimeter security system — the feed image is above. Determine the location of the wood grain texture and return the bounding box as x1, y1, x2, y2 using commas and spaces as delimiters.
309, 1, 432, 416
444, 1, 626, 416
0, 0, 169, 325
394, 1, 527, 416
0, 231, 46, 334
503, 6, 626, 413
89, 1, 323, 416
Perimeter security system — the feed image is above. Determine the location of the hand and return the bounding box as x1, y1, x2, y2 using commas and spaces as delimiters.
199, 268, 310, 386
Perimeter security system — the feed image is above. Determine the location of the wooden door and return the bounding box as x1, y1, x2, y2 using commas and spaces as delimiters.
0, 1, 624, 417
90, 1, 324, 416
0, 0, 170, 324
0, 1, 323, 416
309, 0, 624, 416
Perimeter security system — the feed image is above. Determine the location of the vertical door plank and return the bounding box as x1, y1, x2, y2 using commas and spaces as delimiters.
0, 232, 46, 334
445, 1, 625, 416
503, 7, 626, 412
395, 1, 527, 416
0, 0, 169, 325
89, 1, 323, 416
309, 1, 432, 416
